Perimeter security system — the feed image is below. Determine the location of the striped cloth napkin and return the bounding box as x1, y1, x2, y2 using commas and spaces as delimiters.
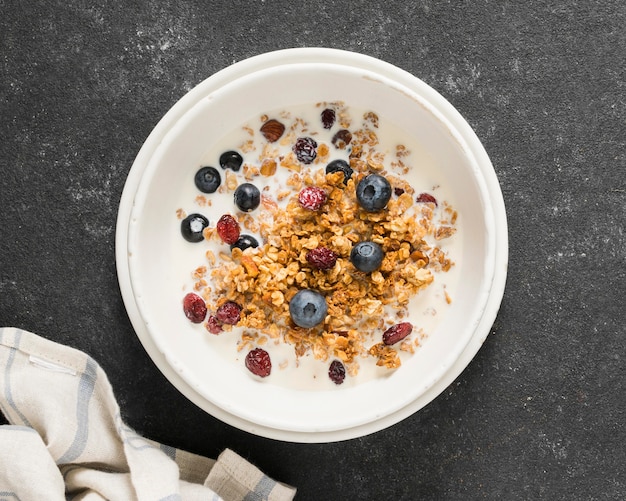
0, 327, 296, 500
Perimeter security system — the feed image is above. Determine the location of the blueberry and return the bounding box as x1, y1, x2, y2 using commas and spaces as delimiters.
219, 150, 243, 171
350, 241, 384, 272
233, 183, 261, 212
289, 289, 328, 328
356, 174, 392, 212
230, 234, 259, 251
194, 166, 221, 193
325, 159, 353, 184
181, 213, 209, 243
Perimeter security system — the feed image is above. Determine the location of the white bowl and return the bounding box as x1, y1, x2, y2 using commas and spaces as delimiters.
117, 48, 507, 441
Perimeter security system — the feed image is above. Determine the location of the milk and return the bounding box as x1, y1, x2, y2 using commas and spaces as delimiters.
174, 103, 462, 391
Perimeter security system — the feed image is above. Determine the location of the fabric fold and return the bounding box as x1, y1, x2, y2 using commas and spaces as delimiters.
0, 327, 296, 501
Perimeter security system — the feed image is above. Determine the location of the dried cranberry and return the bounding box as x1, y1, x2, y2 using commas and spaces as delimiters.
328, 360, 346, 385
182, 293, 207, 323
293, 137, 318, 164
306, 247, 338, 269
245, 348, 272, 377
298, 186, 327, 210
321, 108, 336, 129
331, 129, 352, 149
216, 301, 242, 325
382, 322, 413, 345
416, 192, 438, 206
216, 214, 240, 245
394, 187, 405, 196
206, 315, 223, 334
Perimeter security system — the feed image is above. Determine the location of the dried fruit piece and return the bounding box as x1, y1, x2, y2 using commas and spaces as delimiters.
206, 315, 223, 334
321, 108, 336, 129
328, 360, 346, 385
298, 186, 327, 210
293, 136, 318, 164
216, 214, 241, 245
245, 347, 272, 377
306, 247, 338, 269
416, 192, 438, 206
260, 119, 285, 143
331, 129, 352, 149
382, 322, 413, 345
183, 293, 207, 323
216, 301, 242, 325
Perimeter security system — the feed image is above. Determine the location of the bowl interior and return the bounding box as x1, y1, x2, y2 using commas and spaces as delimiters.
127, 62, 494, 432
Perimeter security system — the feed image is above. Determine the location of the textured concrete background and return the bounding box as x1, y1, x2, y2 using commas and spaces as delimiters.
1, 1, 625, 499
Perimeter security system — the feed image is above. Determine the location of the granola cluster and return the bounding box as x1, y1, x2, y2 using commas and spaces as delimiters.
186, 105, 456, 378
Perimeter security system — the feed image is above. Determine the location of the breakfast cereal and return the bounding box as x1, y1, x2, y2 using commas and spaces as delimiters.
177, 102, 457, 386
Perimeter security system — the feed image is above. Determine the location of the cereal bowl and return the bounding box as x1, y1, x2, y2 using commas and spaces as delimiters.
117, 48, 507, 440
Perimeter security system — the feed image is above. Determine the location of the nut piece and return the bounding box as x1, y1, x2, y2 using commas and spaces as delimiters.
260, 119, 285, 143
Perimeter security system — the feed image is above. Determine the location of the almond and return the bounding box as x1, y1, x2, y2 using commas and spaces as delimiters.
260, 119, 285, 143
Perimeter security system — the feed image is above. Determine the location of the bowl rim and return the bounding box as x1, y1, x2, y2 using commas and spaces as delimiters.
127, 60, 494, 431
116, 47, 508, 442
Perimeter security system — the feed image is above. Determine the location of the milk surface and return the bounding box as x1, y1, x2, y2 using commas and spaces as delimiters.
173, 103, 462, 391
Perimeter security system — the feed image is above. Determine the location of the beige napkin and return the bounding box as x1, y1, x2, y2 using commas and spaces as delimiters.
0, 327, 296, 500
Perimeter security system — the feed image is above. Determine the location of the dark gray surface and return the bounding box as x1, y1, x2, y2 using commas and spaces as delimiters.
1, 1, 624, 499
